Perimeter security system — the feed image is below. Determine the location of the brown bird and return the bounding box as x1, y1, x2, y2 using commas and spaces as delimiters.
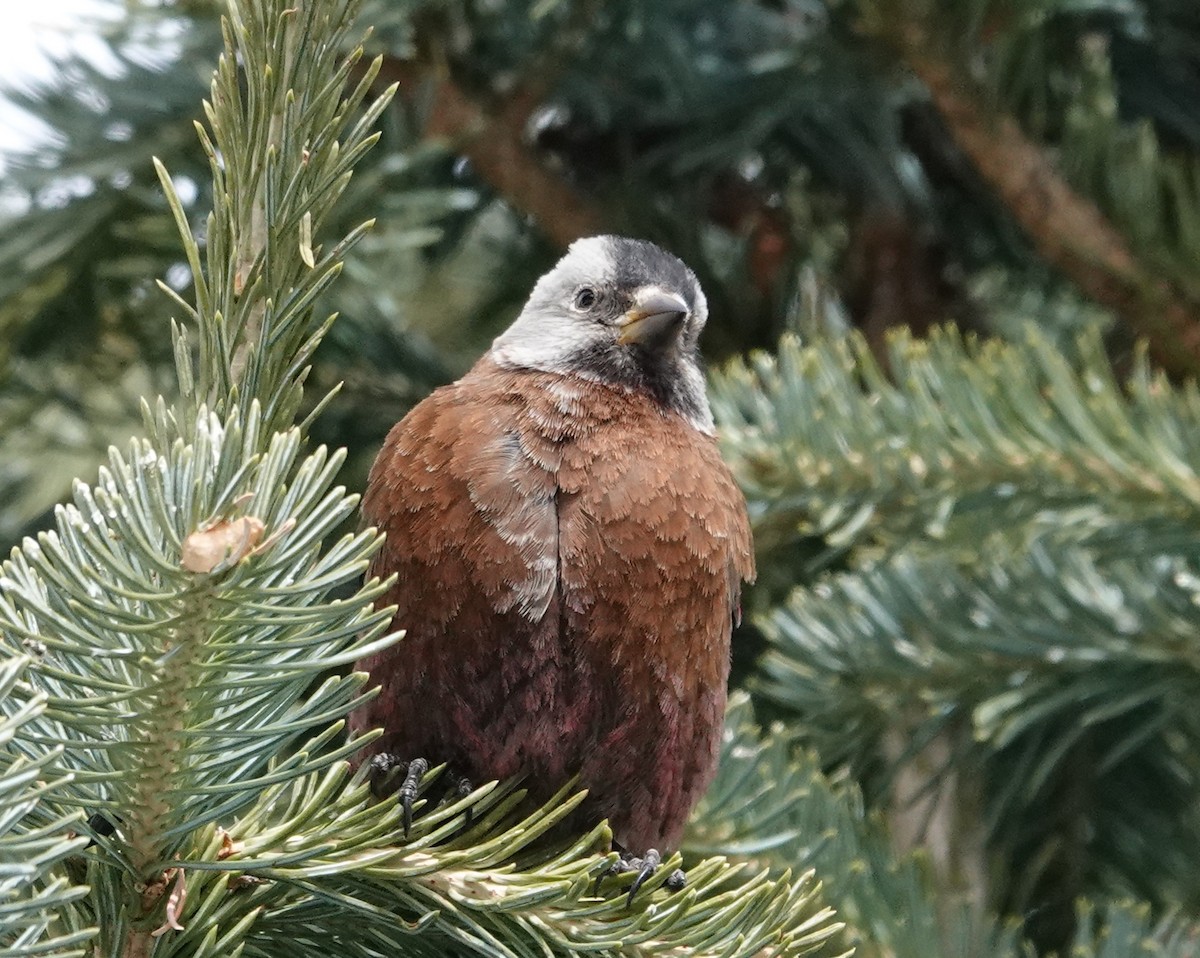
350, 236, 754, 897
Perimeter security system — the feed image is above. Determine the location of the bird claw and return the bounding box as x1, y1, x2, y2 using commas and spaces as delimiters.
366, 754, 429, 839
594, 847, 686, 906
626, 848, 660, 907
367, 756, 479, 838
84, 811, 120, 848
398, 758, 429, 838
445, 772, 475, 829
367, 752, 404, 798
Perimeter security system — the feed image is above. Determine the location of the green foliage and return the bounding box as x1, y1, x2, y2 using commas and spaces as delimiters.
4, 0, 1200, 955
1060, 34, 1200, 298
0, 9, 219, 360
870, 0, 1200, 297
0, 2, 478, 547
155, 0, 396, 442
0, 1, 849, 955
0, 407, 393, 855
687, 694, 950, 958
0, 656, 93, 958
710, 325, 1200, 939
690, 694, 1200, 958
711, 327, 1200, 565
214, 769, 838, 958
759, 526, 1200, 896
0, 8, 220, 546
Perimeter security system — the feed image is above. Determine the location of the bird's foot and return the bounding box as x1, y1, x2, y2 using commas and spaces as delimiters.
367, 754, 429, 838
367, 754, 475, 838
88, 811, 118, 837
83, 811, 120, 848
595, 846, 687, 906
444, 771, 475, 829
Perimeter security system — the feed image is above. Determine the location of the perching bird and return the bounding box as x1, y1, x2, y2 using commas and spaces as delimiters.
350, 235, 754, 897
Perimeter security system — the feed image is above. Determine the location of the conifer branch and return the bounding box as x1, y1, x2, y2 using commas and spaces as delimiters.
380, 58, 607, 248
756, 521, 1200, 914
857, 0, 1200, 378
0, 1, 850, 954
156, 0, 397, 441
172, 762, 842, 958
711, 328, 1200, 561
715, 315, 1200, 945
0, 657, 93, 958
689, 695, 1200, 958
689, 695, 962, 958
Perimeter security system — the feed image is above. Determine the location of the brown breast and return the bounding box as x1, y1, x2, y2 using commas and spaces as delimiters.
350, 356, 754, 851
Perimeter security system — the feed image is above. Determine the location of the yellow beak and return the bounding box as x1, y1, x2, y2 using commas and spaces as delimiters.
616, 288, 690, 346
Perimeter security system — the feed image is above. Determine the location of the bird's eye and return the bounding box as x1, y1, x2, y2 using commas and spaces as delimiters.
573, 287, 598, 311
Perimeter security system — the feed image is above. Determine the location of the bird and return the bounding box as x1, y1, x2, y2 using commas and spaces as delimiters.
349, 235, 755, 900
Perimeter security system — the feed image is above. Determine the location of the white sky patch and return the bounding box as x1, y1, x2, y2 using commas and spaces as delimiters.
0, 1, 121, 160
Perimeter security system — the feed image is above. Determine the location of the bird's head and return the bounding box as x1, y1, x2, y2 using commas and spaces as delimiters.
490, 235, 714, 432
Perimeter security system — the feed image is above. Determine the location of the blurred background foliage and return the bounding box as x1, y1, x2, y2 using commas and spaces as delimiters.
5, 0, 1200, 955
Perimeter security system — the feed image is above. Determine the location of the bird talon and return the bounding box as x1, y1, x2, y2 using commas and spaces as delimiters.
398, 757, 429, 839
367, 752, 403, 799
601, 848, 684, 905
451, 773, 474, 829
88, 812, 118, 837
370, 756, 472, 838
84, 811, 121, 848
593, 856, 622, 898
626, 848, 661, 907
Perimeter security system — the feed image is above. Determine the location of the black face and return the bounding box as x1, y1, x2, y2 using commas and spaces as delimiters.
608, 238, 702, 315
563, 240, 707, 423
569, 332, 708, 424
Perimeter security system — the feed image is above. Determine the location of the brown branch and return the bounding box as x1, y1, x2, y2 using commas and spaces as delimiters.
884, 720, 988, 949
377, 59, 607, 248
872, 15, 1200, 378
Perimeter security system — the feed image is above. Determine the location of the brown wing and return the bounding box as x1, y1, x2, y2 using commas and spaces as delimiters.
349, 365, 602, 785
556, 395, 754, 850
